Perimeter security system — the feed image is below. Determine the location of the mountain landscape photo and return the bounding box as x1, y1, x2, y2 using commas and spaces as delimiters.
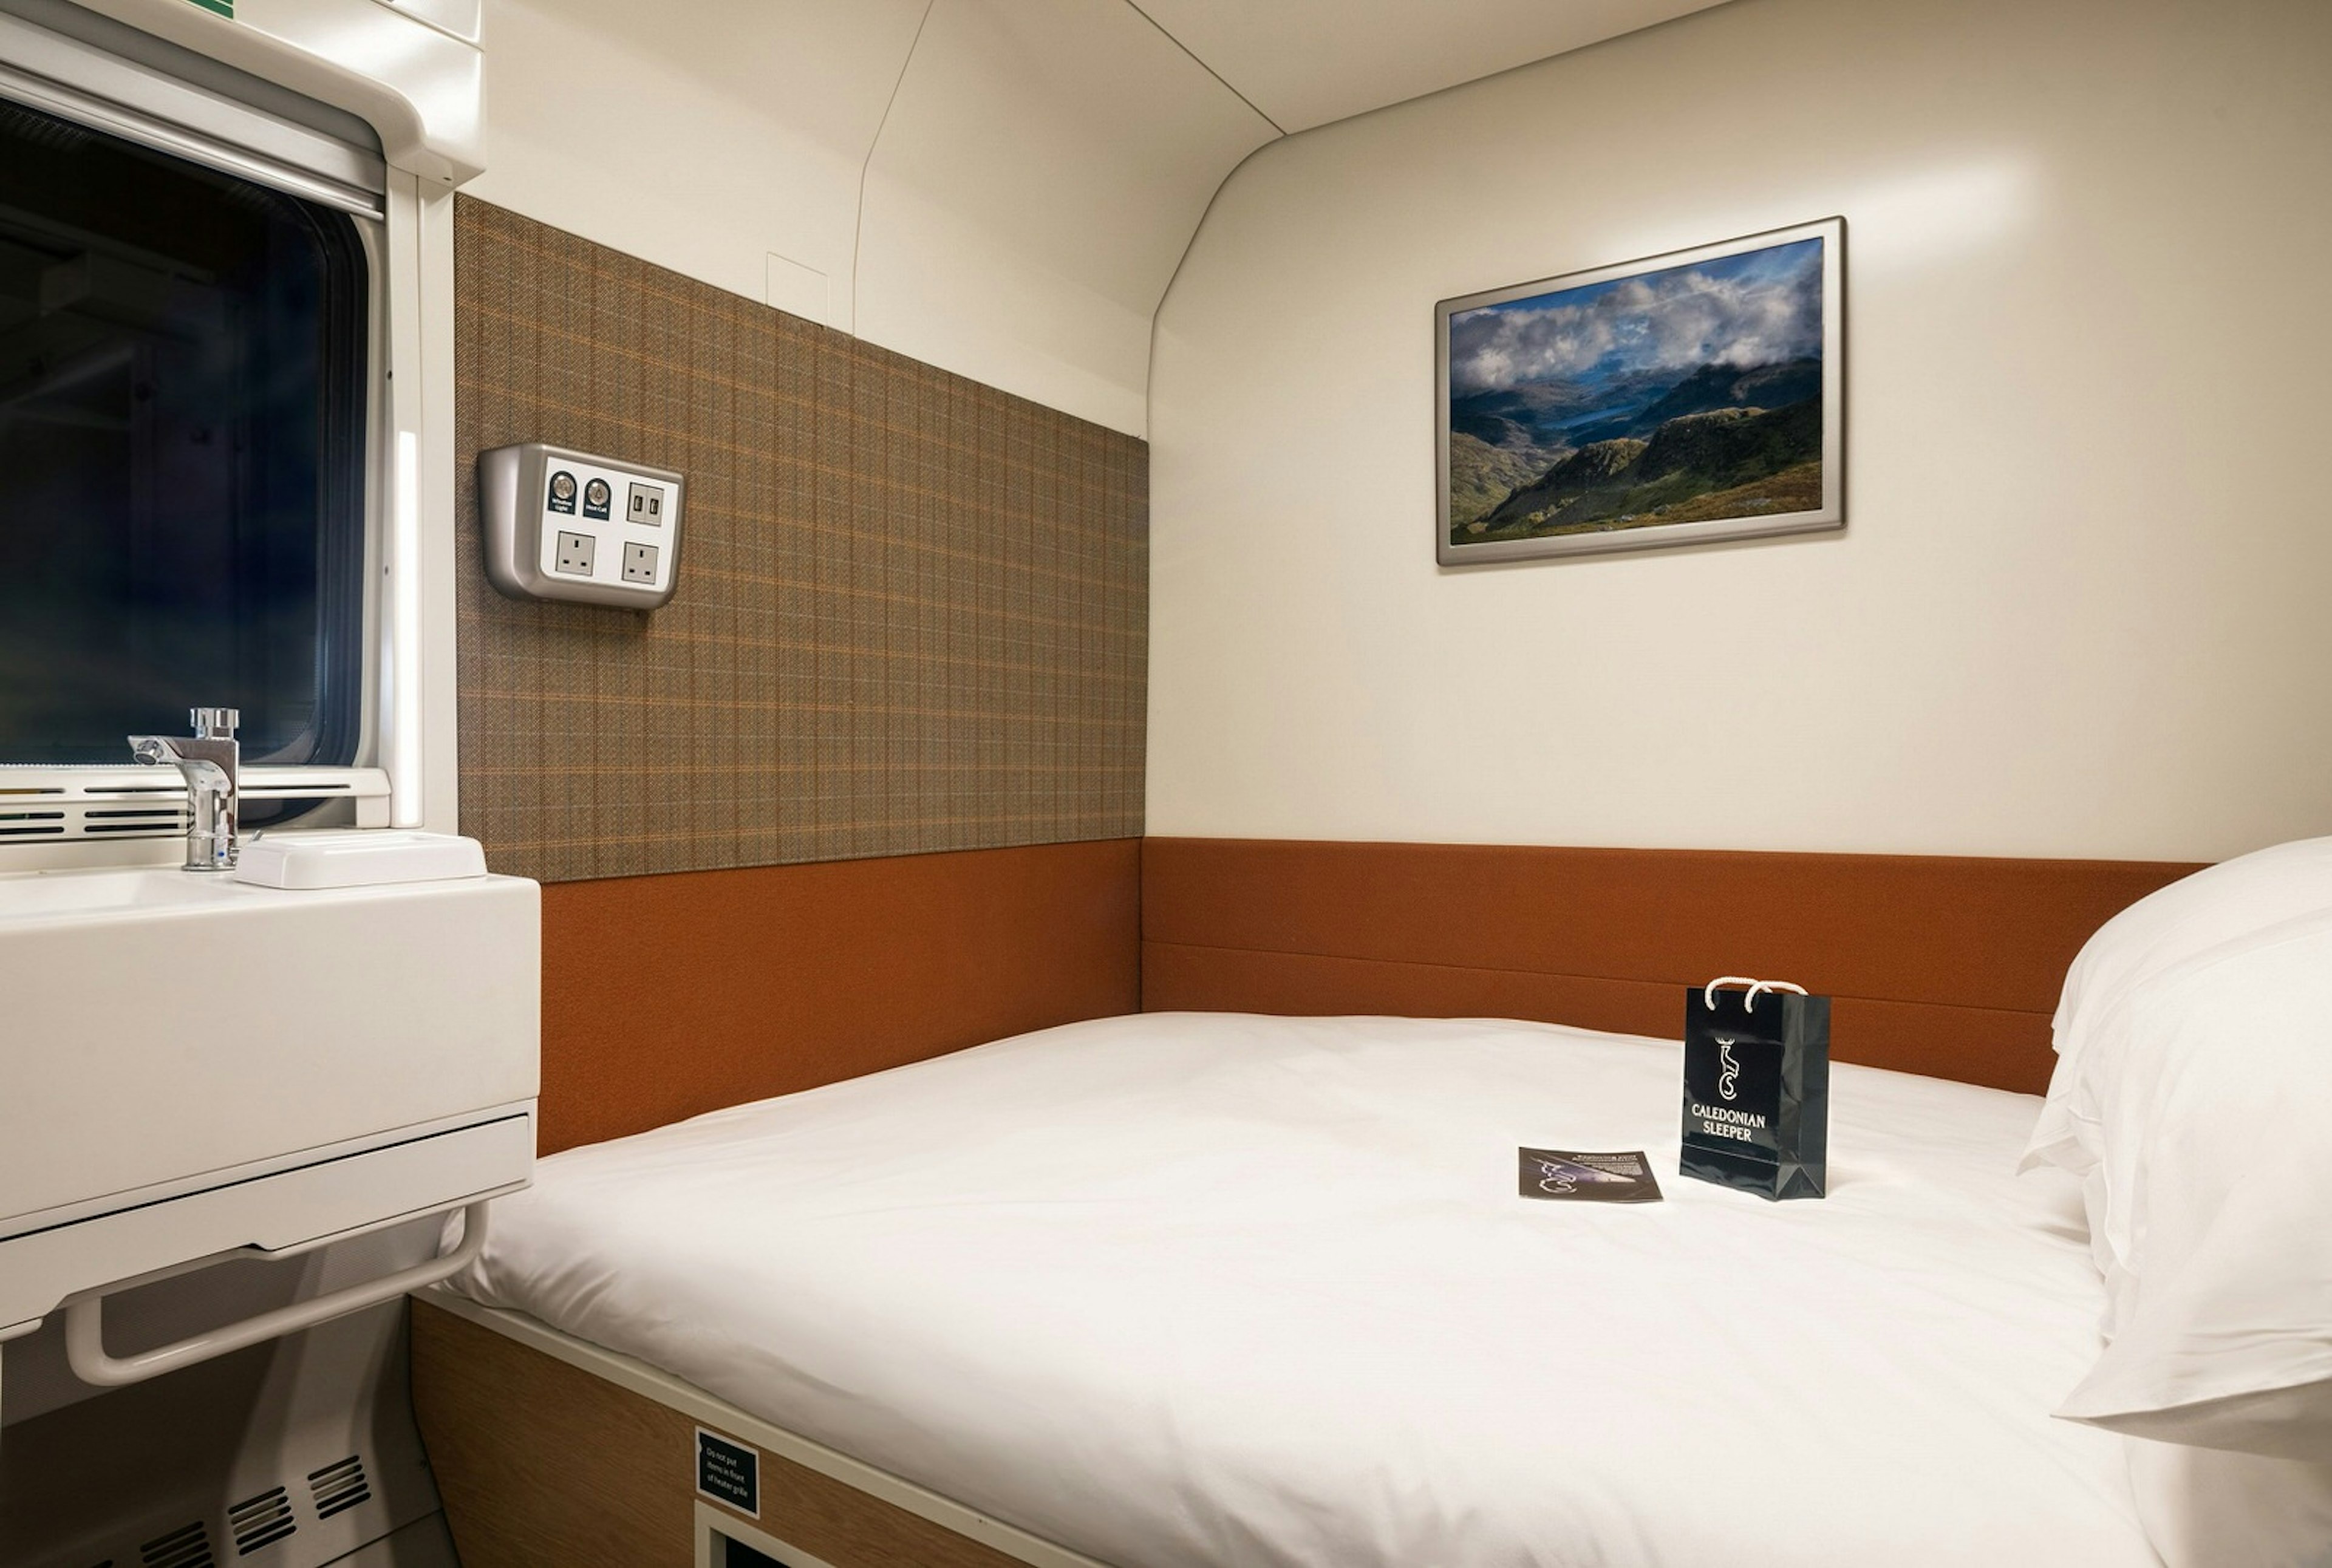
1445, 236, 1828, 547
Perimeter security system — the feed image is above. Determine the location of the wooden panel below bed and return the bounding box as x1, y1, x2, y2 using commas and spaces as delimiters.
411, 1300, 1031, 1568
540, 840, 1140, 1154
1141, 838, 2202, 1094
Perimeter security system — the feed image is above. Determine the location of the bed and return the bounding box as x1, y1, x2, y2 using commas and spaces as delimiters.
422, 1011, 2156, 1567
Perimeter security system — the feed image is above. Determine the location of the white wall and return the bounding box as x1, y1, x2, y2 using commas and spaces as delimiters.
468, 0, 1270, 436
1147, 0, 2332, 862
468, 0, 917, 326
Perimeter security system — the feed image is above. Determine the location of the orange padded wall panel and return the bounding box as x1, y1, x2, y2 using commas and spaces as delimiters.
538, 839, 1139, 1153
1141, 838, 2201, 1093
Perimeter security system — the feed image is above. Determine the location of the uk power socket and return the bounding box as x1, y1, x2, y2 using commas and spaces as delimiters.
480, 443, 687, 608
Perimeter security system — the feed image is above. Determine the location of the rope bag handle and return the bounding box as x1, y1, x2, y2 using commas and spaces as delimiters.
1702, 976, 1810, 1013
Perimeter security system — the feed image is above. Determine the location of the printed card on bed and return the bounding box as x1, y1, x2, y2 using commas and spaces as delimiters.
1518, 1148, 1663, 1202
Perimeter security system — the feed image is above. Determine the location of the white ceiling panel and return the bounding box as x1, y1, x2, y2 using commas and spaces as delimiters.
475, 0, 926, 320
1128, 0, 1741, 132
855, 0, 1276, 434
474, 0, 1747, 434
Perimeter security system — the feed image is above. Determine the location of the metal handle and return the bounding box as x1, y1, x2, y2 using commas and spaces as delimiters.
63, 1202, 488, 1388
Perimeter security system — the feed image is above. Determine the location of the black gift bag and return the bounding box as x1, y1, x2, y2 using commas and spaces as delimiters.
1680, 976, 1830, 1201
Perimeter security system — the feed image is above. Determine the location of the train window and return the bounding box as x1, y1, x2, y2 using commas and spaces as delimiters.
0, 95, 366, 765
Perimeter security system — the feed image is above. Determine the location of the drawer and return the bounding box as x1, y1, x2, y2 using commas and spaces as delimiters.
0, 1110, 531, 1334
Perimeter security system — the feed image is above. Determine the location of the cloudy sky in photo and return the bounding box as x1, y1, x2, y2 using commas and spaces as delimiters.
1449, 237, 1823, 396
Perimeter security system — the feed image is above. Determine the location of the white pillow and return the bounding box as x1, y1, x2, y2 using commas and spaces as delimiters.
2050, 909, 2332, 1460
2025, 834, 2332, 1188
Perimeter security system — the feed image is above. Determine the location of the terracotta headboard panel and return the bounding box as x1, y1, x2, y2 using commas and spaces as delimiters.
1141, 838, 2203, 1093
538, 839, 1139, 1153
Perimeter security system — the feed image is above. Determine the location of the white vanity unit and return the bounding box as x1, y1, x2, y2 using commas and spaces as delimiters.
0, 851, 537, 1384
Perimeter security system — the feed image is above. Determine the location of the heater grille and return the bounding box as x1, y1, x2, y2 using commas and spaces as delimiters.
0, 766, 390, 859
225, 1487, 296, 1555
0, 775, 186, 841
307, 1455, 371, 1520
138, 1521, 214, 1568
0, 787, 182, 840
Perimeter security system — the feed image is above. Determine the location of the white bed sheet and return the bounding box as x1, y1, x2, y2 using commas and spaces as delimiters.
448, 1012, 2156, 1568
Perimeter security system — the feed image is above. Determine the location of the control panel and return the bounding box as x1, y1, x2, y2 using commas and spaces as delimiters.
479, 443, 686, 608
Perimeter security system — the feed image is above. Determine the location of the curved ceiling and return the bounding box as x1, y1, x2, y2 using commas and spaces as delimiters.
1130, 0, 1737, 134
473, 0, 1735, 436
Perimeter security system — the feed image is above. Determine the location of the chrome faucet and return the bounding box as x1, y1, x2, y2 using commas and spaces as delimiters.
129, 708, 241, 872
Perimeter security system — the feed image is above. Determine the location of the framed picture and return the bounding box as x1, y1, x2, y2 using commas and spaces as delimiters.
1437, 217, 1843, 565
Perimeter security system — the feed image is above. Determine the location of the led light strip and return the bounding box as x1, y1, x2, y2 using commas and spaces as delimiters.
387, 428, 424, 827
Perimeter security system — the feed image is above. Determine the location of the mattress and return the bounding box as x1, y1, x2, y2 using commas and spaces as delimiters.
446, 1012, 2157, 1568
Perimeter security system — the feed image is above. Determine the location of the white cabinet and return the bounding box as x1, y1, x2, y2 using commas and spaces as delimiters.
0, 865, 538, 1359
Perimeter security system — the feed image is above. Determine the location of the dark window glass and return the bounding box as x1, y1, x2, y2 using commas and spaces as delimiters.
0, 97, 366, 765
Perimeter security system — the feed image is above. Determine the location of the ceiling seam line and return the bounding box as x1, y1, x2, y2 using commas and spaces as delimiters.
852, 0, 937, 337
1115, 0, 1285, 135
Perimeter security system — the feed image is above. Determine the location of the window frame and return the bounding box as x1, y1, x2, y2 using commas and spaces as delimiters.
0, 5, 402, 865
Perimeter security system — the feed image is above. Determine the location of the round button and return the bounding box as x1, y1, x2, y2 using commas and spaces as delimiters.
584, 478, 612, 511
550, 471, 576, 503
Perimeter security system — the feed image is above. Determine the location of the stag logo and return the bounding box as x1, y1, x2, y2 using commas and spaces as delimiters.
1716, 1037, 1742, 1101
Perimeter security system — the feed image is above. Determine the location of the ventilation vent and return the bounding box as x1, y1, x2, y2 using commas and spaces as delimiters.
0, 780, 183, 842
225, 1487, 296, 1556
307, 1456, 371, 1520
0, 766, 390, 854
0, 805, 70, 839
138, 1521, 214, 1568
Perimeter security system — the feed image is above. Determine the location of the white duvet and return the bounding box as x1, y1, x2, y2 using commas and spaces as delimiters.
448, 1012, 2156, 1567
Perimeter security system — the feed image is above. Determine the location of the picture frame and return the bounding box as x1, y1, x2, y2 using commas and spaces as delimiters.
1437, 217, 1844, 565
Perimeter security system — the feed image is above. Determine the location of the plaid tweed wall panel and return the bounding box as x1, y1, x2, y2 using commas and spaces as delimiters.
453, 198, 1147, 883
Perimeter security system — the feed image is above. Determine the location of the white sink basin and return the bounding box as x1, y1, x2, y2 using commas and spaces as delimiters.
0, 862, 539, 1241
0, 865, 260, 921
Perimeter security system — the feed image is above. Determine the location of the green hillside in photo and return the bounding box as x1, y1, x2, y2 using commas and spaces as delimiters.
1450, 394, 1821, 544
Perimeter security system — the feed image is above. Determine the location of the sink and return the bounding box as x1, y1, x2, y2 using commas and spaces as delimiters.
0, 862, 539, 1242
0, 865, 260, 921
